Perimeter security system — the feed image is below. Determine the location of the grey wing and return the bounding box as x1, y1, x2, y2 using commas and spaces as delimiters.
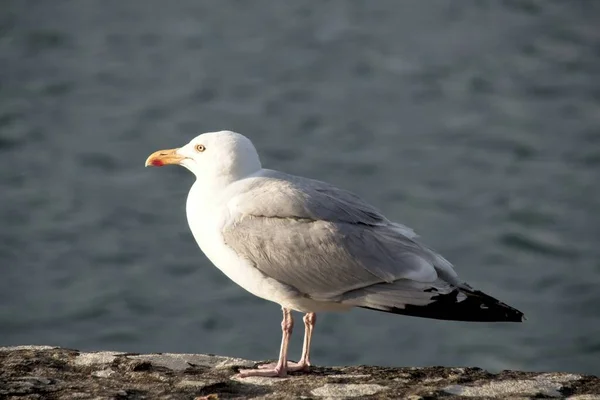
220, 173, 524, 321
228, 169, 417, 237
221, 214, 459, 302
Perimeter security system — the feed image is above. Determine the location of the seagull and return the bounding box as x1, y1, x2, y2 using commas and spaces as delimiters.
145, 130, 524, 378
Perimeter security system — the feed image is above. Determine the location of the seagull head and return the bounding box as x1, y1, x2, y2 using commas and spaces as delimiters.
145, 130, 262, 180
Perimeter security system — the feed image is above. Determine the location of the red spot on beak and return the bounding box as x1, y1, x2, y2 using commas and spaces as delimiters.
145, 148, 180, 167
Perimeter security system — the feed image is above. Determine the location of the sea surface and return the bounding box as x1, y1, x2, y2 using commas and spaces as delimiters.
1, 0, 599, 375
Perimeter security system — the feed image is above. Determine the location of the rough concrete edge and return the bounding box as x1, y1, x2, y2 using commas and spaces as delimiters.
2, 346, 599, 400
0, 345, 59, 352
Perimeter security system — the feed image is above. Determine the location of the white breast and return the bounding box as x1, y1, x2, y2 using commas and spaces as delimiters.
185, 181, 353, 313
185, 183, 291, 303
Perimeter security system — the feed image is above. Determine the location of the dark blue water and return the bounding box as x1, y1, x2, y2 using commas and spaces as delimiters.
2, 0, 599, 375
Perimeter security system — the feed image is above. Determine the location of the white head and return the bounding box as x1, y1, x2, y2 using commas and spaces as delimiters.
145, 130, 262, 181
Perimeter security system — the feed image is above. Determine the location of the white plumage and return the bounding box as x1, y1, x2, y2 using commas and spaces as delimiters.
145, 130, 524, 378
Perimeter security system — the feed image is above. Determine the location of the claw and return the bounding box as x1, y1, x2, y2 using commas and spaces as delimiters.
237, 367, 287, 378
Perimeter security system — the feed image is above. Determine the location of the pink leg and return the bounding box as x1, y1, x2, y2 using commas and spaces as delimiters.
238, 307, 293, 378
259, 312, 316, 372
289, 312, 316, 371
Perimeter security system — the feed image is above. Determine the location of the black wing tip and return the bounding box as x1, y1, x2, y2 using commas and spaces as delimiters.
360, 288, 526, 323
361, 305, 525, 323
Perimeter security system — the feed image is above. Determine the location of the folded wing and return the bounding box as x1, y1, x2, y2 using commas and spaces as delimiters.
222, 170, 461, 301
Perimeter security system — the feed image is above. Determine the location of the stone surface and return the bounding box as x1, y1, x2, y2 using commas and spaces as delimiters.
444, 379, 563, 397
73, 351, 125, 366
311, 383, 388, 397
0, 346, 598, 399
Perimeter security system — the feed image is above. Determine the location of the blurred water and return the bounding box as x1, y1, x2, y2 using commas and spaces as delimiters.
1, 0, 599, 375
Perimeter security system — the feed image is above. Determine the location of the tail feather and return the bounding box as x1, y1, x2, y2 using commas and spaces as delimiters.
360, 286, 525, 322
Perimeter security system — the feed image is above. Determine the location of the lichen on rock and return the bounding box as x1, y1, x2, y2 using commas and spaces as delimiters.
0, 346, 598, 399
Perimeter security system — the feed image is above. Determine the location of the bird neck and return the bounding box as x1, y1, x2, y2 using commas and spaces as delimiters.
189, 176, 230, 202
187, 170, 253, 209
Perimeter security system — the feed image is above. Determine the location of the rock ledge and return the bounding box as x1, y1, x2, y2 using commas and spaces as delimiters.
1, 346, 598, 399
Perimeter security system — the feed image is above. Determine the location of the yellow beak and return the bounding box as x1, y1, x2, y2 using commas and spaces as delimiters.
145, 148, 185, 167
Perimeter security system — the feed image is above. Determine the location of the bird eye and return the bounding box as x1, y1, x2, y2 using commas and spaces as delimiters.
195, 144, 206, 153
